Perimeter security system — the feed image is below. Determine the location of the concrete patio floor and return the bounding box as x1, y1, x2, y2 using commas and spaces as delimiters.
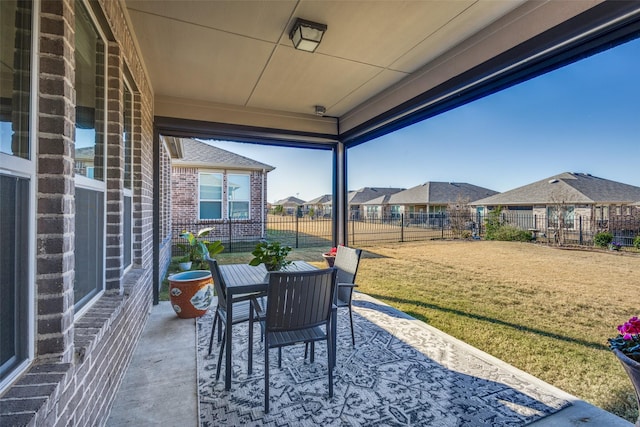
106, 300, 632, 427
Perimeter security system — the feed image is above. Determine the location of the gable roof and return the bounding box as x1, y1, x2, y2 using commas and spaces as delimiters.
388, 182, 498, 205
274, 196, 306, 206
348, 187, 405, 205
306, 194, 332, 205
171, 138, 275, 171
471, 172, 640, 206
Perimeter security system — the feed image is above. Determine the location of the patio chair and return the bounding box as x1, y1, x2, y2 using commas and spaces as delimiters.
248, 268, 337, 413
334, 246, 362, 346
206, 256, 264, 381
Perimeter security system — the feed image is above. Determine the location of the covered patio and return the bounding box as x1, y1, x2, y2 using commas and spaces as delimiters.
4, 1, 640, 425
134, 4, 640, 419
107, 291, 630, 426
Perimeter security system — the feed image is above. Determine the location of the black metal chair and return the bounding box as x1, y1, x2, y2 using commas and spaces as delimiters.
248, 268, 337, 413
333, 246, 362, 346
206, 256, 263, 382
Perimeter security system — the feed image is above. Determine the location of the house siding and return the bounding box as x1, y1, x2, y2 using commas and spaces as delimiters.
0, 1, 162, 425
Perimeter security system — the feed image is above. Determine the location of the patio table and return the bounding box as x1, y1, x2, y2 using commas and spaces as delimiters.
218, 261, 319, 391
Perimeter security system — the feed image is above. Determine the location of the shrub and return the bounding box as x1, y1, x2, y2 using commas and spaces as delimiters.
484, 206, 503, 240
594, 232, 613, 248
491, 225, 533, 242
634, 235, 640, 250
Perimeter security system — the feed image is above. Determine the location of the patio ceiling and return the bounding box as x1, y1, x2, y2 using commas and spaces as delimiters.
125, 1, 640, 147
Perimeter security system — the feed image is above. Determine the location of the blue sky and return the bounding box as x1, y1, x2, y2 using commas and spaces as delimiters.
208, 37, 640, 204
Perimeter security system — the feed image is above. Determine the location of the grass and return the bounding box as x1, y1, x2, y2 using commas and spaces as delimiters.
162, 240, 639, 422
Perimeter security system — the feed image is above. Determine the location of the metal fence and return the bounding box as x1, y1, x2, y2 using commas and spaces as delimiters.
171, 213, 640, 257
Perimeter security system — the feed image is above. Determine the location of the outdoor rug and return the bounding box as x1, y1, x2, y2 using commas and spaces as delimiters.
197, 293, 571, 426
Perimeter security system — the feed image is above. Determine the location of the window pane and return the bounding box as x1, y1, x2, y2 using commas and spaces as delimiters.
200, 201, 221, 220
0, 0, 31, 159
123, 85, 132, 189
200, 185, 221, 200
74, 187, 104, 309
124, 195, 132, 267
74, 2, 105, 181
229, 201, 249, 219
228, 174, 249, 200
199, 173, 222, 199
0, 174, 29, 377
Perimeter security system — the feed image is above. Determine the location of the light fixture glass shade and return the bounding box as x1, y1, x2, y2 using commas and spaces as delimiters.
289, 18, 327, 53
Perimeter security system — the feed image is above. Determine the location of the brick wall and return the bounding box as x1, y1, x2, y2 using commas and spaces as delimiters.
0, 0, 157, 425
171, 167, 268, 240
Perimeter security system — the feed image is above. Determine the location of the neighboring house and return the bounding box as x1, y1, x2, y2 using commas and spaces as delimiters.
470, 172, 640, 230
386, 182, 498, 221
274, 196, 306, 215
304, 194, 332, 217
170, 138, 275, 238
348, 187, 405, 219
75, 146, 96, 178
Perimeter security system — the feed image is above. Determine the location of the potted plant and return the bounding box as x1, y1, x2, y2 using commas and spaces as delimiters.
609, 241, 622, 251
169, 227, 224, 318
608, 316, 640, 426
177, 227, 224, 270
249, 240, 292, 271
322, 246, 338, 267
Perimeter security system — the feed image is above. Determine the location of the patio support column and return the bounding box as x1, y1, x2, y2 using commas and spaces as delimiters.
333, 141, 348, 246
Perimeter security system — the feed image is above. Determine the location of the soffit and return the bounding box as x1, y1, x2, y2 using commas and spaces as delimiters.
124, 1, 640, 144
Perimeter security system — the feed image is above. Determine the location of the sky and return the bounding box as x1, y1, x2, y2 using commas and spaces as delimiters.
205, 37, 640, 204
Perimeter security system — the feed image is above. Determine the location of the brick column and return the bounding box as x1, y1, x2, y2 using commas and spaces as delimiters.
105, 42, 124, 292
37, 0, 76, 362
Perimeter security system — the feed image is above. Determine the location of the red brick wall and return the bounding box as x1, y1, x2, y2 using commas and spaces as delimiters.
171, 167, 268, 239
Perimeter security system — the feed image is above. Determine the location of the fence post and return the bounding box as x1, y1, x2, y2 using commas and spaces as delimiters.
295, 213, 299, 248
441, 214, 444, 239
401, 213, 404, 242
579, 216, 583, 245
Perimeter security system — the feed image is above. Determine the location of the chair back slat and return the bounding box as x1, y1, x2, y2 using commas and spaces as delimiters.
206, 256, 227, 309
266, 268, 336, 332
334, 246, 362, 302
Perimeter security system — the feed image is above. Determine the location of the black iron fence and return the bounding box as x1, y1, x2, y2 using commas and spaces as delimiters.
171, 213, 640, 257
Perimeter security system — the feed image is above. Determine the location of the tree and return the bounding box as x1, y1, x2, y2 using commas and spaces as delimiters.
448, 195, 472, 238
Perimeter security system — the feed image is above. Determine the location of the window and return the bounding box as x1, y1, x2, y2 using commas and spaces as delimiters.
123, 83, 133, 269
199, 173, 222, 220
547, 205, 574, 228
227, 173, 250, 219
74, 1, 106, 311
391, 205, 401, 219
0, 0, 32, 388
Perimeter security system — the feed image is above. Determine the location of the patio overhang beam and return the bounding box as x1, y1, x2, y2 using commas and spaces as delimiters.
154, 116, 338, 150
339, 1, 640, 148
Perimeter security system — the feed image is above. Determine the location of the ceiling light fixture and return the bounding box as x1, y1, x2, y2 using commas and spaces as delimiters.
289, 18, 327, 53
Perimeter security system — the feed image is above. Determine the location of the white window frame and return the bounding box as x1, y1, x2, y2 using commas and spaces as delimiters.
0, 0, 39, 393
73, 0, 108, 319
199, 171, 223, 220
122, 79, 134, 272
227, 172, 251, 220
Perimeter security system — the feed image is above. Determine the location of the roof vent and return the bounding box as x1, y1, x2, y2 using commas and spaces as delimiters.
549, 179, 559, 184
